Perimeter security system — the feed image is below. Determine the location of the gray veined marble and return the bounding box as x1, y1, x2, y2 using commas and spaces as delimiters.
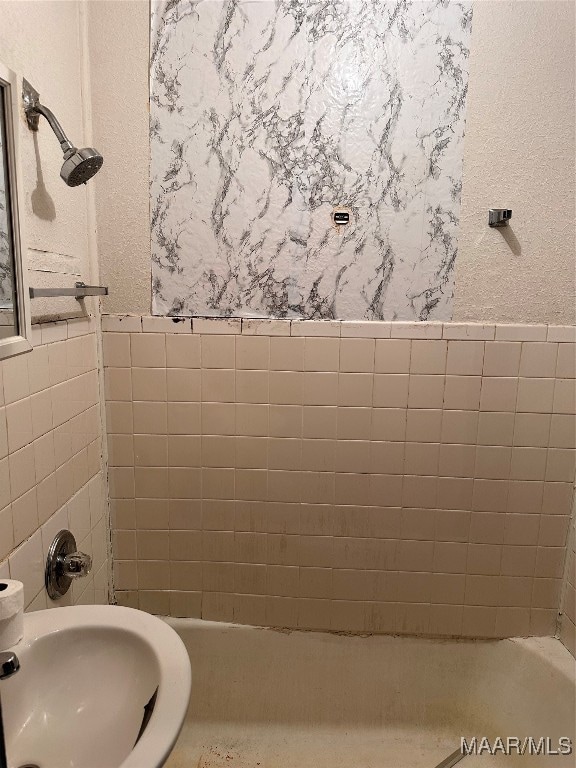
150, 0, 473, 320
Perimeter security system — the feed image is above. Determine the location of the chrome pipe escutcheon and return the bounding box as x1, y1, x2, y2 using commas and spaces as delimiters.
45, 530, 92, 600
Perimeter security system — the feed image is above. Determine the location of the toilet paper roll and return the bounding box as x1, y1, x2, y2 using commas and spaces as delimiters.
0, 579, 24, 650
0, 579, 24, 620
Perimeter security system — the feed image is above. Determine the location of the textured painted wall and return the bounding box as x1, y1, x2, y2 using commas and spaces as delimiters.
89, 1, 574, 324
454, 0, 575, 324
150, 0, 472, 320
0, 0, 98, 320
87, 0, 151, 316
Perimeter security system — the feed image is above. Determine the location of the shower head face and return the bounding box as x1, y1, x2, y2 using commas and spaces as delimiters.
60, 147, 103, 187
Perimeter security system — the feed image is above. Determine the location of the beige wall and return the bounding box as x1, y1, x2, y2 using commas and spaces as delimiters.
88, 0, 575, 324
0, 0, 100, 320
88, 0, 151, 316
105, 317, 575, 637
455, 0, 575, 324
0, 2, 108, 607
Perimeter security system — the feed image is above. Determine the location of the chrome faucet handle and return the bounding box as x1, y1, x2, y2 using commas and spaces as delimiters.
46, 530, 92, 600
0, 652, 20, 680
61, 551, 92, 578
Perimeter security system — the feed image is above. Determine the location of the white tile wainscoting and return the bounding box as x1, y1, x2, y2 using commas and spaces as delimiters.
103, 316, 575, 643
0, 317, 109, 610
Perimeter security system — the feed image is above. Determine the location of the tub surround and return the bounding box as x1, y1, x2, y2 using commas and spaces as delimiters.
150, 0, 472, 321
165, 619, 575, 767
0, 318, 109, 610
105, 315, 575, 640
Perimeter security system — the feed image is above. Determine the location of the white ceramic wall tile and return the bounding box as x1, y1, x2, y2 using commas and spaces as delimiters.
495, 325, 548, 342
40, 504, 69, 559
548, 326, 576, 343
67, 316, 96, 338
340, 322, 392, 338
391, 323, 444, 339
26, 588, 48, 612
88, 472, 106, 529
291, 321, 341, 337
9, 529, 44, 607
68, 485, 93, 543
442, 324, 495, 340
29, 325, 44, 347
41, 321, 68, 345
142, 316, 191, 333
193, 318, 242, 335
107, 321, 574, 638
102, 316, 576, 343
101, 315, 142, 333
242, 319, 291, 336
0, 330, 108, 608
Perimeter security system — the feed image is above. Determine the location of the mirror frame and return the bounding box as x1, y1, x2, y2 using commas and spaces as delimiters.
0, 60, 31, 361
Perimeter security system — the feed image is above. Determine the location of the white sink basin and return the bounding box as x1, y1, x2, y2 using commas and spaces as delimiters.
1, 605, 191, 768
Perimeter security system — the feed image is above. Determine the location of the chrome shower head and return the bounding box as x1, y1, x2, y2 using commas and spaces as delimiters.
61, 147, 103, 187
23, 79, 104, 187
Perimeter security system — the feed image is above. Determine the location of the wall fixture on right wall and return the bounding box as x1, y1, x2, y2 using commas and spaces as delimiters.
488, 209, 513, 228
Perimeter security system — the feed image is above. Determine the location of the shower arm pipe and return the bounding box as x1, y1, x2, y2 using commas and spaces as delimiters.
22, 78, 103, 188
26, 102, 75, 155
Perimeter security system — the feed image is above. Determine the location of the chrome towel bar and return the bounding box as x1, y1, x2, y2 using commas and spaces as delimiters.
29, 281, 108, 300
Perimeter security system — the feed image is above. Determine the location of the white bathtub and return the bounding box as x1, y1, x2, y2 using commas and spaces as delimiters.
164, 619, 575, 767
